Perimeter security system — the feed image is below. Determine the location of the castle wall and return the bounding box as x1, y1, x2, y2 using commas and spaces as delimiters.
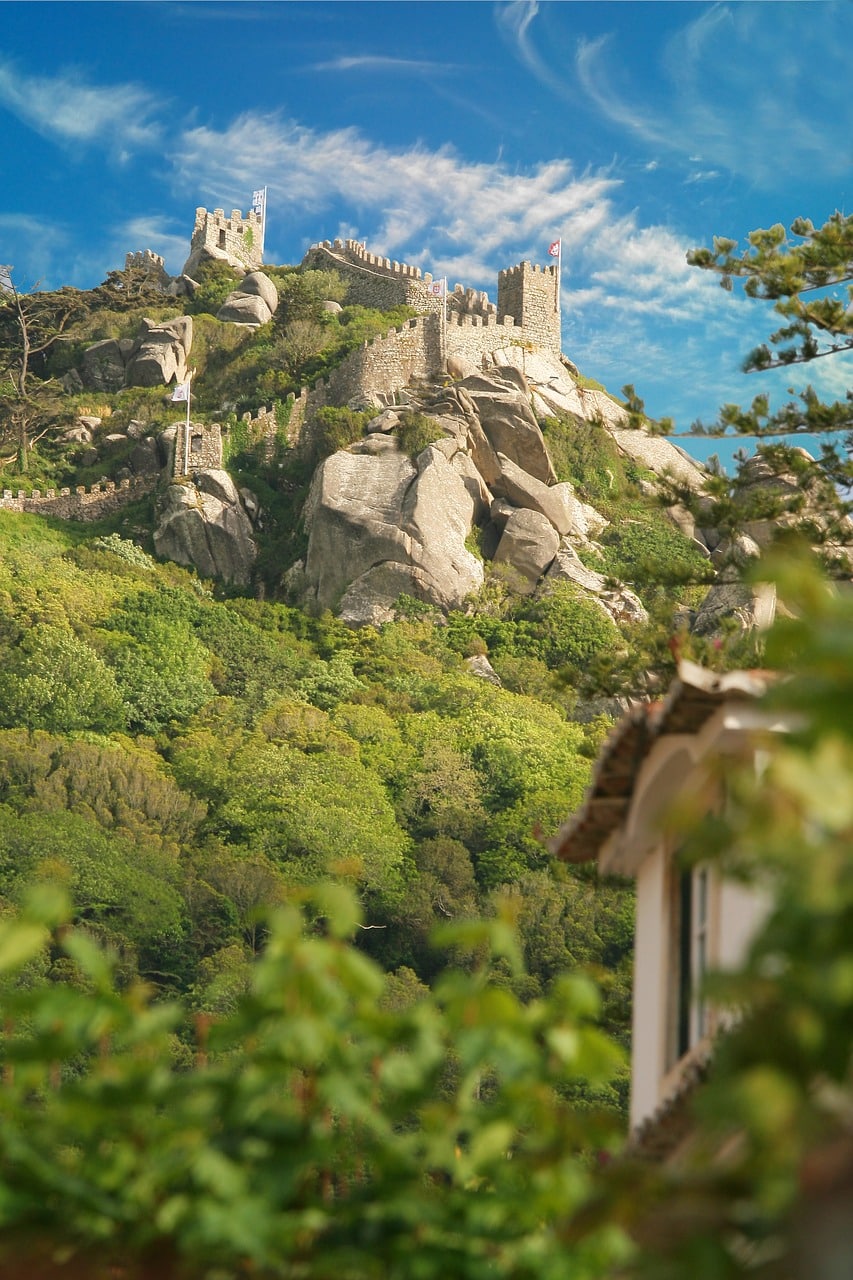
0, 475, 156, 522
296, 315, 441, 430
124, 249, 169, 284
303, 240, 446, 316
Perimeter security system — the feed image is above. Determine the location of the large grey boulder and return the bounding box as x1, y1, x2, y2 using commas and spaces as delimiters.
492, 508, 560, 593
217, 293, 273, 326
81, 339, 127, 392
457, 373, 556, 484
608, 427, 706, 493
154, 469, 256, 585
492, 453, 579, 536
692, 580, 776, 636
302, 440, 483, 622
125, 316, 193, 389
217, 271, 279, 326
238, 271, 279, 312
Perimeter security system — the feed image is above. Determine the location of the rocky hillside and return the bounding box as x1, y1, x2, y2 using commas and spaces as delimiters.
4, 248, 850, 697
1, 243, 851, 1129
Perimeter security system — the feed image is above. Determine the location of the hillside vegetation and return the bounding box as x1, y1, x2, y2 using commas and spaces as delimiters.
0, 260, 785, 1115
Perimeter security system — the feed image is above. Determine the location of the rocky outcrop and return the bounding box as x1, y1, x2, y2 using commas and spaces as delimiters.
153, 470, 257, 586
492, 509, 560, 593
125, 316, 193, 389
217, 272, 279, 327
302, 437, 483, 625
492, 454, 579, 537
693, 580, 776, 636
81, 339, 134, 392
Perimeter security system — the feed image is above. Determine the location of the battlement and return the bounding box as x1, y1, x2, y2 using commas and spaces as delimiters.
125, 249, 168, 276
497, 261, 559, 285
0, 475, 156, 521
309, 238, 426, 281
497, 260, 560, 353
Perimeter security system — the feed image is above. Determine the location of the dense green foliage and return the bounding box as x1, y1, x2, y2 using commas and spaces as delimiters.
0, 556, 850, 1279
0, 511, 633, 1054
0, 882, 628, 1280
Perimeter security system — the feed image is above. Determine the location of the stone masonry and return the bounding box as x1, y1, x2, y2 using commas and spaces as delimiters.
184, 208, 264, 275
0, 475, 156, 521
300, 238, 562, 354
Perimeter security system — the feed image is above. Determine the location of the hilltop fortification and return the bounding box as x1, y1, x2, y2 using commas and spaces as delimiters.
183, 207, 264, 277
302, 237, 561, 356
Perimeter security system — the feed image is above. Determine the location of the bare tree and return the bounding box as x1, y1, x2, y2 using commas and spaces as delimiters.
0, 270, 84, 471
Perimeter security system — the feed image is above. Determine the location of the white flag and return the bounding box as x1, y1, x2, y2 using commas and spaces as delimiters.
171, 379, 190, 402
429, 279, 446, 297
252, 188, 266, 217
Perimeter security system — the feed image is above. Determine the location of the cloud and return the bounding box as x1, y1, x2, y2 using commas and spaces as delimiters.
571, 4, 853, 186
310, 55, 454, 74
117, 216, 190, 276
170, 111, 623, 284
0, 58, 163, 157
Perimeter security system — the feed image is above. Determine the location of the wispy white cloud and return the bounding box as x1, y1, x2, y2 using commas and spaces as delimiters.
117, 216, 189, 275
506, 2, 852, 188
0, 58, 163, 158
310, 55, 454, 74
170, 112, 622, 284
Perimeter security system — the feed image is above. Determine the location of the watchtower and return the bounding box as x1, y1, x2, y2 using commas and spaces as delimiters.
183, 207, 264, 276
497, 261, 561, 353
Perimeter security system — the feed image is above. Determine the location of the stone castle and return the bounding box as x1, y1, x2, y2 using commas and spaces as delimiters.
302, 237, 561, 355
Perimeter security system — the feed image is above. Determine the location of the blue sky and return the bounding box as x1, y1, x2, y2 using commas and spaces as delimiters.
1, 1, 851, 464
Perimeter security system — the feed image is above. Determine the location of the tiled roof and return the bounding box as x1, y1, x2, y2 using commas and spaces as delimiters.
549, 662, 771, 864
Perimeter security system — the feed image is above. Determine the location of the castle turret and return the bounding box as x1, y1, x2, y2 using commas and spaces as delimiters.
497, 261, 561, 353
182, 207, 264, 277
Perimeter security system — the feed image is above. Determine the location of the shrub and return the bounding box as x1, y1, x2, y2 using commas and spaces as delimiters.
397, 411, 445, 460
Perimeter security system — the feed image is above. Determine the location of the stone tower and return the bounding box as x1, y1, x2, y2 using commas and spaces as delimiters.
183, 207, 264, 277
497, 261, 561, 353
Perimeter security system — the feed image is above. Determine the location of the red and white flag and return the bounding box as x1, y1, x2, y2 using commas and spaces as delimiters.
429, 278, 446, 297
171, 379, 190, 403
548, 239, 561, 258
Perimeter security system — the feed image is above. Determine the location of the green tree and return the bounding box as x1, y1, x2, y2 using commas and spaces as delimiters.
686, 213, 853, 467
0, 883, 627, 1280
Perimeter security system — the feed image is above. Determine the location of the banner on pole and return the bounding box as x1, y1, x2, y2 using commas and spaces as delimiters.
171, 379, 190, 403
429, 279, 446, 297
548, 239, 561, 258
252, 189, 266, 219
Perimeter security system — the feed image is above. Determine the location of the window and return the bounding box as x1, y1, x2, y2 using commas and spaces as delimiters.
670, 864, 711, 1065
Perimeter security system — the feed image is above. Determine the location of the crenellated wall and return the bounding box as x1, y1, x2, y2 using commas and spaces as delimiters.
302, 239, 561, 354
302, 239, 446, 316
0, 475, 156, 521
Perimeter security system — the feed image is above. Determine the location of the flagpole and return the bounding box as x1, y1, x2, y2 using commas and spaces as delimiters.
261, 186, 267, 258
442, 277, 447, 373
185, 372, 192, 475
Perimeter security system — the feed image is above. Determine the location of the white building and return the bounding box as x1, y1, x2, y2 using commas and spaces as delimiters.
550, 661, 791, 1155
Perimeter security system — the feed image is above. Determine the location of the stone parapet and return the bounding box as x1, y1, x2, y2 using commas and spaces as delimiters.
0, 475, 156, 521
